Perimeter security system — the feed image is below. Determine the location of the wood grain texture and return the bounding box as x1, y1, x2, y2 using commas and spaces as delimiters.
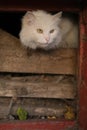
0, 76, 76, 99
0, 29, 77, 74
0, 98, 66, 118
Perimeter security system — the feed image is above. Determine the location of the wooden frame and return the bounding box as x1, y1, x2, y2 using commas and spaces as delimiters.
0, 0, 87, 130
79, 7, 87, 130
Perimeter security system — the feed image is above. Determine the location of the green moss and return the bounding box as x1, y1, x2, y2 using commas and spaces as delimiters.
16, 107, 28, 120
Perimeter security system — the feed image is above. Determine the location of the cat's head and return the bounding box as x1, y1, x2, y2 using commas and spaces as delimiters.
21, 10, 62, 48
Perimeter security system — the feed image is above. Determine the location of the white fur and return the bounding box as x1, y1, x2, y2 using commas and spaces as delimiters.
19, 10, 78, 50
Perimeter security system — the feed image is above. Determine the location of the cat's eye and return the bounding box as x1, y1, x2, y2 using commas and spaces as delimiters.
37, 29, 43, 33
50, 29, 54, 33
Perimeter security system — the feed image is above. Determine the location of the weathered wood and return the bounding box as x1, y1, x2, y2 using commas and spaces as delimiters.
0, 76, 76, 99
0, 97, 68, 118
0, 29, 77, 74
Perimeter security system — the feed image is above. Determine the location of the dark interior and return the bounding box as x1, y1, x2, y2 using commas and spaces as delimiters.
0, 12, 25, 37
0, 11, 79, 38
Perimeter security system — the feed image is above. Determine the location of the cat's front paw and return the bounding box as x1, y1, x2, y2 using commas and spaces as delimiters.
58, 41, 69, 48
27, 47, 34, 56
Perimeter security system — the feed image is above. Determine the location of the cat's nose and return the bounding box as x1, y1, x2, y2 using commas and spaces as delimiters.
45, 37, 50, 43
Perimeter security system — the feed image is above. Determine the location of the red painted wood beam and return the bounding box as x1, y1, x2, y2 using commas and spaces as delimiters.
0, 0, 80, 11
79, 7, 87, 130
0, 120, 76, 130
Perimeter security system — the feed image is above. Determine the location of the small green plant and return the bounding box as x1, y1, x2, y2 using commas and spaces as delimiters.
16, 107, 28, 120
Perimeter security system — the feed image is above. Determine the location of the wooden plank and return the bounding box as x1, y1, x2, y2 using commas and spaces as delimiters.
0, 76, 76, 99
0, 121, 76, 130
0, 98, 67, 118
0, 29, 77, 74
0, 0, 80, 12
79, 10, 87, 130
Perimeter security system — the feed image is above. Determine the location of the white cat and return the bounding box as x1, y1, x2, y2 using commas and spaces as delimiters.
19, 10, 78, 50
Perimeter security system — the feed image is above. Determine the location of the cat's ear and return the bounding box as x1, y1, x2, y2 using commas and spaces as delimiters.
23, 11, 36, 25
54, 11, 62, 18
53, 11, 62, 22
